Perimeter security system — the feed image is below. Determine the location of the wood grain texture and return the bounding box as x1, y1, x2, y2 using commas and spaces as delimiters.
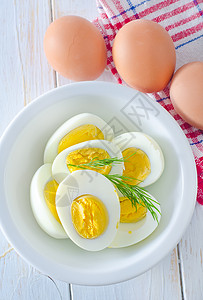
0, 238, 70, 300
179, 204, 203, 300
72, 248, 182, 300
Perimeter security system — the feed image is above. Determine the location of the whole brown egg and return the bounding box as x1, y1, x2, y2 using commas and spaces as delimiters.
170, 61, 203, 130
112, 19, 176, 93
44, 16, 107, 81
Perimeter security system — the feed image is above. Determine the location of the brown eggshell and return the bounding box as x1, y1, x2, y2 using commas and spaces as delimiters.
112, 19, 176, 93
170, 61, 203, 130
44, 16, 107, 81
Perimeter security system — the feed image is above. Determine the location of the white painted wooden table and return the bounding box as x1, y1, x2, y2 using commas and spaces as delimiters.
0, 1, 203, 299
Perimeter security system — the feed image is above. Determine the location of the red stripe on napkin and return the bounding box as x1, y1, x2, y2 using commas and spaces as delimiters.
171, 22, 203, 42
165, 13, 200, 31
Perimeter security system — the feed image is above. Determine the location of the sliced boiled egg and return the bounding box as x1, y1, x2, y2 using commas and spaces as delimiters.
44, 113, 114, 164
55, 170, 120, 251
119, 196, 147, 223
110, 190, 161, 248
52, 140, 123, 184
113, 132, 164, 187
30, 164, 68, 239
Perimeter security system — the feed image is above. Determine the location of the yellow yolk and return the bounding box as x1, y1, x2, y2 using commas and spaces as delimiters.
119, 197, 147, 223
44, 180, 61, 224
122, 147, 151, 185
66, 147, 111, 175
58, 124, 104, 153
71, 194, 108, 239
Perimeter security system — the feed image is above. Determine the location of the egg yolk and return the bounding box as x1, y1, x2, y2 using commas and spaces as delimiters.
44, 180, 61, 223
66, 147, 111, 175
122, 147, 151, 185
58, 124, 104, 153
71, 194, 108, 239
119, 197, 147, 223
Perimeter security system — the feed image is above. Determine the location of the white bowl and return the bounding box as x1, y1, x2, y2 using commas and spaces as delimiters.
0, 82, 197, 285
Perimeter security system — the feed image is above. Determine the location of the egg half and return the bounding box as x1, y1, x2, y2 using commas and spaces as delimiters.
52, 139, 124, 184
110, 190, 161, 248
55, 170, 120, 251
30, 164, 68, 239
113, 132, 164, 187
44, 113, 114, 164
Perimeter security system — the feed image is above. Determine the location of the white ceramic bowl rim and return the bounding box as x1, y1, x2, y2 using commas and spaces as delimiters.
0, 81, 197, 285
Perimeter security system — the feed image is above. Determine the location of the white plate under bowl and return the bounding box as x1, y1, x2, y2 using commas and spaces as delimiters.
0, 82, 197, 285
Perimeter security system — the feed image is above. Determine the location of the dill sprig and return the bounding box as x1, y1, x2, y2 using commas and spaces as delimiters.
105, 174, 160, 222
67, 156, 126, 171
66, 154, 161, 222
67, 151, 135, 170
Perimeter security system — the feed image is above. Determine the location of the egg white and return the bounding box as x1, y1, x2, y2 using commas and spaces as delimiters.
52, 139, 124, 184
30, 164, 68, 239
110, 190, 161, 248
113, 132, 164, 187
55, 170, 120, 251
44, 113, 114, 164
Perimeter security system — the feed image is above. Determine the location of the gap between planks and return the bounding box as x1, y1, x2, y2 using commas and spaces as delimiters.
177, 243, 185, 300
50, 0, 58, 88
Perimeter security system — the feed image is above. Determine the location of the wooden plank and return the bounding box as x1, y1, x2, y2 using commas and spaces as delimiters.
52, 1, 183, 299
178, 204, 203, 300
72, 248, 182, 300
0, 1, 70, 299
0, 234, 69, 299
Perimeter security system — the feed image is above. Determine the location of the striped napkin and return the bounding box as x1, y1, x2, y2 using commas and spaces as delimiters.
93, 0, 203, 205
